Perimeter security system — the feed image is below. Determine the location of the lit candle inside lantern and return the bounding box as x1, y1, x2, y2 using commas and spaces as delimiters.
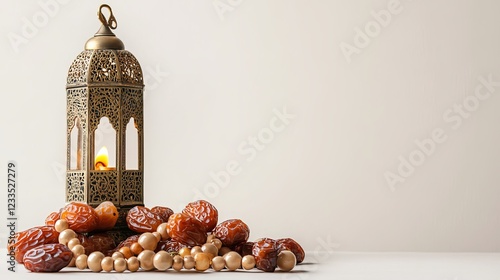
95, 146, 115, 170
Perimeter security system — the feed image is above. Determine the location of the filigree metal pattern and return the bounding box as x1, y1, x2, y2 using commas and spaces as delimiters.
67, 88, 88, 132
121, 171, 143, 205
67, 50, 93, 85
66, 172, 86, 202
117, 51, 143, 85
88, 87, 121, 132
121, 88, 143, 131
89, 50, 119, 83
89, 171, 119, 206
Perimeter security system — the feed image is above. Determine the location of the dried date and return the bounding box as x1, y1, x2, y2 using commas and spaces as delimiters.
234, 241, 254, 256
94, 201, 118, 231
44, 211, 60, 227
276, 238, 305, 264
23, 243, 72, 272
213, 219, 250, 247
88, 233, 116, 255
166, 213, 207, 247
182, 200, 218, 232
77, 234, 95, 255
151, 206, 174, 223
126, 206, 163, 233
60, 202, 99, 233
156, 239, 185, 253
252, 238, 278, 272
116, 234, 140, 249
14, 226, 59, 263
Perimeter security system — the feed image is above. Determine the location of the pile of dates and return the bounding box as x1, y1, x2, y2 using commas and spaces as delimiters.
12, 200, 305, 273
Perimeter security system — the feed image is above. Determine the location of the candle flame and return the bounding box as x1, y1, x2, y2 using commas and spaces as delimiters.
95, 146, 109, 170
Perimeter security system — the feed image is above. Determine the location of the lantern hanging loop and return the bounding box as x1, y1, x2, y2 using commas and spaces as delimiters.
85, 4, 124, 50
98, 4, 117, 30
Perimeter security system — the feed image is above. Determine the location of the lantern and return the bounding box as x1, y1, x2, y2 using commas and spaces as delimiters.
65, 5, 144, 226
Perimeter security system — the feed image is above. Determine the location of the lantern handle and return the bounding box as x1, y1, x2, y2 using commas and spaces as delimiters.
98, 4, 117, 30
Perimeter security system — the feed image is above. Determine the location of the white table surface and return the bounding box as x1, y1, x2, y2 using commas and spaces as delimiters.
2, 251, 500, 280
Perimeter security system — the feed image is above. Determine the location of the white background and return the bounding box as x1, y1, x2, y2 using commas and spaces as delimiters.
1, 0, 500, 254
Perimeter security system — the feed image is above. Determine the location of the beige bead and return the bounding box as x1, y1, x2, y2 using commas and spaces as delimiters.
179, 247, 191, 257
153, 250, 173, 271
138, 250, 155, 271
211, 238, 222, 250
112, 251, 124, 260
58, 229, 76, 245
194, 252, 211, 271
130, 242, 143, 255
119, 246, 133, 259
152, 232, 162, 243
87, 251, 105, 272
172, 255, 184, 271
71, 244, 85, 258
156, 222, 169, 240
191, 246, 202, 256
114, 258, 127, 273
75, 254, 88, 270
67, 238, 80, 250
54, 219, 69, 233
138, 232, 158, 251
242, 255, 256, 270
211, 256, 225, 271
224, 251, 242, 271
277, 250, 296, 272
101, 256, 114, 272
127, 256, 140, 272
202, 243, 218, 259
183, 255, 195, 270
206, 234, 215, 243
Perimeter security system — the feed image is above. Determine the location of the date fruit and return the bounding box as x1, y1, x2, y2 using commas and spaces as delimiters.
94, 201, 118, 231
151, 206, 174, 223
166, 213, 207, 247
156, 239, 184, 253
126, 206, 163, 233
15, 226, 59, 263
213, 219, 250, 247
276, 238, 305, 264
252, 238, 278, 272
23, 243, 72, 272
234, 241, 254, 256
88, 233, 116, 255
77, 234, 95, 255
44, 211, 60, 227
116, 234, 140, 249
182, 200, 218, 231
60, 202, 99, 233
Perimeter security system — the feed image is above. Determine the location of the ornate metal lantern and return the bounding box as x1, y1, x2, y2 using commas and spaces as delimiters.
65, 5, 144, 218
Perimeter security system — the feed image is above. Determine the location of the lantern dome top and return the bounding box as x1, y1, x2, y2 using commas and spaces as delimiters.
85, 4, 124, 50
66, 49, 144, 88
67, 5, 143, 88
